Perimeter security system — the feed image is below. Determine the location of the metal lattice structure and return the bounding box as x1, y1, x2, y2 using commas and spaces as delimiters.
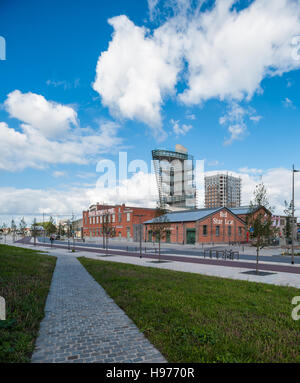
152, 145, 196, 210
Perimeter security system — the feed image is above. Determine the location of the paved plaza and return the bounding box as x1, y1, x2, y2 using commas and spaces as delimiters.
31, 254, 166, 363
6, 238, 300, 363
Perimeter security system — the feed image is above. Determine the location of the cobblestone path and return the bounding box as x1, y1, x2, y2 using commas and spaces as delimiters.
31, 255, 167, 363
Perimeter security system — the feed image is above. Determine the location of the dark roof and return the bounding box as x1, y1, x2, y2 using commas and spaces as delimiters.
228, 206, 252, 215
144, 207, 226, 224
144, 205, 262, 225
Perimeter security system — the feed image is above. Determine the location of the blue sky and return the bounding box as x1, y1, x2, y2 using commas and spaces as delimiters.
0, 0, 300, 224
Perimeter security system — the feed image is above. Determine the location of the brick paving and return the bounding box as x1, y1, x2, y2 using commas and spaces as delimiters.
31, 254, 166, 363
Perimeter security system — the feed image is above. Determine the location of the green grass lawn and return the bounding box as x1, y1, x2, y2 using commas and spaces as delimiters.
79, 257, 300, 363
0, 244, 56, 363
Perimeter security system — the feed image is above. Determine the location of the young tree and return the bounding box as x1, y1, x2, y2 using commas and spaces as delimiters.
31, 218, 39, 246
11, 219, 17, 241
101, 208, 114, 255
58, 222, 65, 237
247, 182, 276, 275
148, 204, 170, 262
19, 217, 27, 237
283, 200, 293, 244
43, 216, 57, 237
1, 223, 7, 243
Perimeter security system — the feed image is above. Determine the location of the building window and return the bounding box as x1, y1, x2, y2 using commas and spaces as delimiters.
203, 225, 207, 236
216, 226, 220, 237
100, 216, 103, 224
238, 227, 242, 236
118, 213, 122, 222
89, 217, 92, 224
228, 226, 232, 237
112, 214, 115, 223
126, 212, 131, 222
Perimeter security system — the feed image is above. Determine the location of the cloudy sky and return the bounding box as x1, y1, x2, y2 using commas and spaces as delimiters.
0, 0, 300, 225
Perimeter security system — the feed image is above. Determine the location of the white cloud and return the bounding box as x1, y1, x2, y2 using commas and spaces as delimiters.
179, 0, 300, 104
0, 91, 123, 171
4, 90, 78, 138
0, 120, 122, 171
238, 167, 263, 175
94, 0, 300, 139
1, 167, 299, 222
46, 79, 80, 90
220, 102, 261, 145
282, 97, 295, 108
186, 113, 196, 120
204, 167, 300, 218
249, 115, 262, 123
171, 119, 192, 136
0, 171, 158, 220
148, 0, 160, 20
207, 160, 222, 167
52, 171, 67, 178
93, 15, 180, 140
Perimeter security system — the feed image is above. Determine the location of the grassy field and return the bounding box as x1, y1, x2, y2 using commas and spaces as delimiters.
0, 244, 56, 363
79, 257, 300, 363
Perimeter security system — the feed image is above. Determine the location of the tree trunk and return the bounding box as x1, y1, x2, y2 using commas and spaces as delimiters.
256, 245, 259, 275
159, 239, 161, 263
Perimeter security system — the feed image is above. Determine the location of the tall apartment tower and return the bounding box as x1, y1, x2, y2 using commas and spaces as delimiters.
205, 174, 241, 208
152, 144, 196, 210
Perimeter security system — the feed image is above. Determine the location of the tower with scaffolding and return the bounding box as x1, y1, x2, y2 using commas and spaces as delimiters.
152, 144, 197, 211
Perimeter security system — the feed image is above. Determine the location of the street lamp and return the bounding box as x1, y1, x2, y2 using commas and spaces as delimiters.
291, 164, 299, 265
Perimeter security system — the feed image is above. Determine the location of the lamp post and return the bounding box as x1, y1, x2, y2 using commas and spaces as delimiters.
291, 164, 299, 265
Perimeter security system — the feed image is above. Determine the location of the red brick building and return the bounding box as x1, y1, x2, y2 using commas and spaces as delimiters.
144, 207, 248, 244
144, 205, 272, 244
83, 203, 157, 241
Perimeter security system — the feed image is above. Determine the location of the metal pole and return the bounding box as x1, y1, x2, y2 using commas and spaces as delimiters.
43, 212, 46, 243
292, 164, 295, 265
139, 217, 142, 258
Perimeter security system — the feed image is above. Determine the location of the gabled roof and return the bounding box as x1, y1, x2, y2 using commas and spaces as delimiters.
228, 206, 253, 215
229, 205, 271, 216
144, 206, 245, 225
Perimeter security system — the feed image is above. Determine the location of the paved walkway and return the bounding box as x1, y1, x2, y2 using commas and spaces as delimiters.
31, 254, 166, 363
